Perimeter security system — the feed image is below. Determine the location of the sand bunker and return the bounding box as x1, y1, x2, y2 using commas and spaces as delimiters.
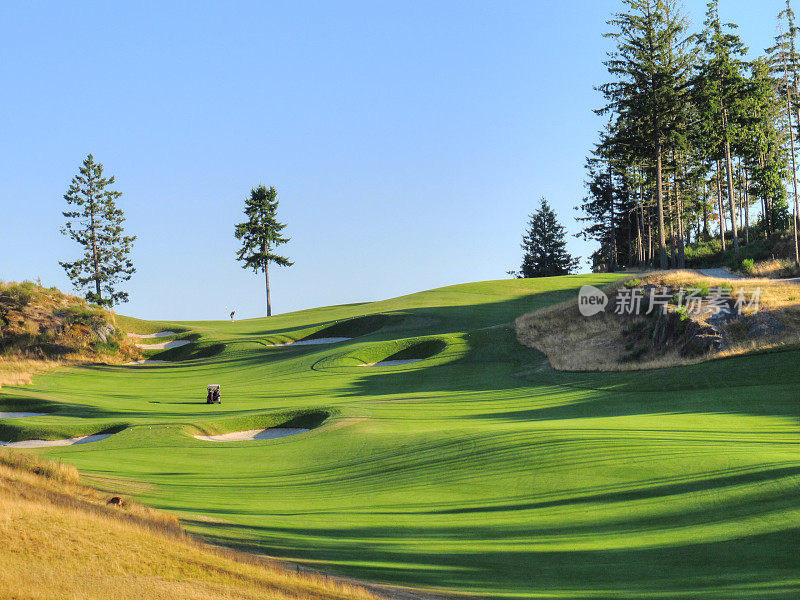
0, 433, 115, 448
127, 331, 178, 338
135, 339, 190, 350
193, 427, 309, 442
124, 359, 170, 366
268, 337, 351, 347
0, 412, 47, 419
358, 359, 422, 367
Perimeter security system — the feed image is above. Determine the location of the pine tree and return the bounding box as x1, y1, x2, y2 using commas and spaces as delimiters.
597, 0, 695, 269
59, 154, 136, 307
768, 0, 800, 262
744, 57, 790, 235
693, 0, 749, 254
518, 199, 579, 278
234, 185, 293, 317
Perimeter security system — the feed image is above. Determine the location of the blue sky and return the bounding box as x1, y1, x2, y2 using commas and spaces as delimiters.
0, 1, 788, 319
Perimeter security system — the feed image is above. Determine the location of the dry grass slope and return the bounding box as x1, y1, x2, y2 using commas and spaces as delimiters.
0, 280, 141, 388
0, 451, 380, 600
515, 270, 800, 371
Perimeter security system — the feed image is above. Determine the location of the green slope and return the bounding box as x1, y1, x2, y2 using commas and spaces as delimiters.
2, 274, 799, 599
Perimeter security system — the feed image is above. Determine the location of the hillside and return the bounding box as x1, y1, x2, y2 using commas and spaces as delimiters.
0, 280, 139, 387
1, 275, 798, 598
0, 450, 380, 600
516, 270, 800, 370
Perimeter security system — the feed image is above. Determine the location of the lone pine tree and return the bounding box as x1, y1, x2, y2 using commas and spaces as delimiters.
234, 185, 293, 317
59, 154, 136, 307
518, 198, 579, 278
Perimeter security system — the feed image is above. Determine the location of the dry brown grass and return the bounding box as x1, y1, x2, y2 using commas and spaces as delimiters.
515, 270, 800, 371
745, 258, 800, 279
0, 356, 63, 388
0, 344, 141, 389
0, 450, 383, 600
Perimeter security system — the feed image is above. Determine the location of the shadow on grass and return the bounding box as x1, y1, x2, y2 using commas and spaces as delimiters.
182, 516, 800, 598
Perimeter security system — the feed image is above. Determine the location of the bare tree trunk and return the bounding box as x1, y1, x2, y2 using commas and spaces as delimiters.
608, 165, 617, 272
636, 204, 644, 266
716, 161, 726, 252
668, 174, 677, 268
656, 141, 668, 268
637, 173, 645, 266
789, 95, 800, 263
86, 171, 102, 304
742, 161, 749, 245
758, 155, 769, 236
722, 111, 740, 254
264, 262, 272, 317
676, 177, 685, 269
702, 180, 709, 239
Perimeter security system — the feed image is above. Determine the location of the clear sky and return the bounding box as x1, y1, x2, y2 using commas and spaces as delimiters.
0, 1, 788, 320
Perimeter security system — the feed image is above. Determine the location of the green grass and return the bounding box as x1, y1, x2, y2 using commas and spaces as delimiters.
1, 274, 799, 599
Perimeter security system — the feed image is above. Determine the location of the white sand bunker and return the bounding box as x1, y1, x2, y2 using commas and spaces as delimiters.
268, 337, 351, 347
0, 412, 47, 419
127, 331, 178, 338
124, 359, 171, 366
0, 433, 115, 448
135, 339, 190, 350
193, 427, 309, 442
358, 359, 422, 367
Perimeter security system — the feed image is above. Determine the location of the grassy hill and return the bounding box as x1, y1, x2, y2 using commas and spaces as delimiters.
0, 451, 379, 600
1, 274, 798, 598
0, 280, 140, 387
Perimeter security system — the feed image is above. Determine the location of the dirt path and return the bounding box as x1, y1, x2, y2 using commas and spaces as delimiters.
695, 268, 742, 279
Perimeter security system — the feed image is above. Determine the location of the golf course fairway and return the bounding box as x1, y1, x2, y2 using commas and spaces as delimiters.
1, 275, 798, 599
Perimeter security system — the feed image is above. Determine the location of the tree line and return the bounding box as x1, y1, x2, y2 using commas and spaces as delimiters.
578, 0, 800, 272
59, 154, 290, 315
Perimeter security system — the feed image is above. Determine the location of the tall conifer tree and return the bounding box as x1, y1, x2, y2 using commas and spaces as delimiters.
518, 199, 579, 278
597, 0, 695, 268
694, 0, 749, 254
59, 154, 136, 306
234, 185, 293, 317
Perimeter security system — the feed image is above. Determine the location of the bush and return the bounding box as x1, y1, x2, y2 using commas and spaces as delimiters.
61, 305, 107, 329
623, 278, 642, 289
90, 340, 120, 354
741, 258, 755, 274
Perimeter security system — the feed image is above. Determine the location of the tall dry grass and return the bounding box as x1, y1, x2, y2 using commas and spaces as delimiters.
744, 257, 800, 279
0, 450, 383, 600
0, 356, 62, 388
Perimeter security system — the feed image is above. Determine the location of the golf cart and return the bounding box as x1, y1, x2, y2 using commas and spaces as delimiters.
206, 384, 221, 404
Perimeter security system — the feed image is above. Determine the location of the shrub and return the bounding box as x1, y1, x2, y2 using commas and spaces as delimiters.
623, 278, 642, 289
90, 340, 120, 354
741, 258, 755, 274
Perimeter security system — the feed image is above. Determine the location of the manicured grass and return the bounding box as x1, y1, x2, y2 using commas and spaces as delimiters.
2, 274, 799, 598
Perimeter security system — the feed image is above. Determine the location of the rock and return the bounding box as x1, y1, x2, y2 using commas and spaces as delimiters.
650, 309, 724, 357
745, 312, 784, 338
680, 330, 723, 357
94, 324, 116, 343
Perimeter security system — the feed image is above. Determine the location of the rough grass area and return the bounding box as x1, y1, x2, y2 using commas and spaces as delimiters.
0, 356, 62, 388
515, 270, 800, 371
745, 258, 800, 279
0, 452, 379, 600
